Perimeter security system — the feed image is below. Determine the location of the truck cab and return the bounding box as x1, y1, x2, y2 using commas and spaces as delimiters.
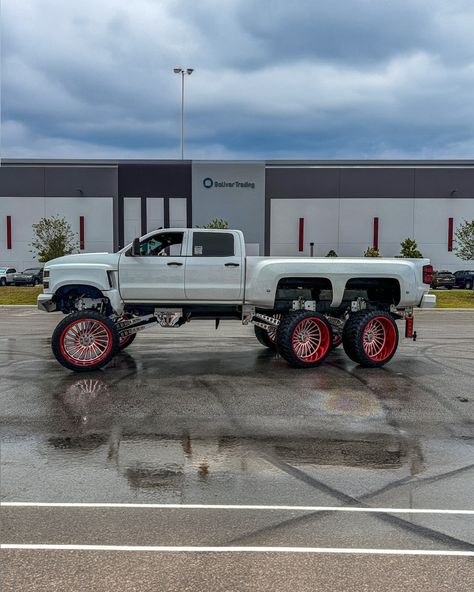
119, 229, 244, 303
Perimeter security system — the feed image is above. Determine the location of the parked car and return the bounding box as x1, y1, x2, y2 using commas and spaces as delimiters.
454, 270, 474, 290
0, 267, 17, 286
430, 270, 456, 290
12, 267, 44, 286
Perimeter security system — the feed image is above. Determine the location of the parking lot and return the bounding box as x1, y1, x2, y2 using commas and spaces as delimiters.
1, 307, 473, 590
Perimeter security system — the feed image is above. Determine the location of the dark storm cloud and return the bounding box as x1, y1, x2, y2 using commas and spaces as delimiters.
1, 0, 474, 159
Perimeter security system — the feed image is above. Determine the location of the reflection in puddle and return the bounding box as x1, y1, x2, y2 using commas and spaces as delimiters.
44, 375, 423, 497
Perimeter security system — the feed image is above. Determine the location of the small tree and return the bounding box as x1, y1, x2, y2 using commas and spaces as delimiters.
326, 249, 338, 257
454, 219, 474, 260
364, 246, 380, 257
31, 216, 78, 263
400, 237, 423, 258
199, 218, 229, 229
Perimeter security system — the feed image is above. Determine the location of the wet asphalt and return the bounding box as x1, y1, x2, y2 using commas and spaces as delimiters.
1, 307, 473, 590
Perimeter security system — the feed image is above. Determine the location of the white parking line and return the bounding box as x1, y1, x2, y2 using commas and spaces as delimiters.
1, 502, 473, 515
1, 544, 473, 556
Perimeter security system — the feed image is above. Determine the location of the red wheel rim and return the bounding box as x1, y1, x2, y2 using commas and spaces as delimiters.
60, 319, 113, 366
119, 334, 133, 347
291, 317, 331, 362
267, 314, 282, 343
362, 316, 397, 361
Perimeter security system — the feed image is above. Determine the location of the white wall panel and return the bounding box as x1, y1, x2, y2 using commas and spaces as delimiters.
170, 198, 187, 228
271, 199, 339, 256
0, 197, 113, 269
146, 198, 164, 232
414, 198, 474, 243
124, 197, 141, 245
340, 198, 414, 244
270, 197, 474, 269
45, 197, 113, 254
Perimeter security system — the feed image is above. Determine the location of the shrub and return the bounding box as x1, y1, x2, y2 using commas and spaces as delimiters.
31, 216, 78, 263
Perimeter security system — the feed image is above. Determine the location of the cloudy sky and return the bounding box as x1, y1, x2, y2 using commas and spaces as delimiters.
1, 0, 474, 159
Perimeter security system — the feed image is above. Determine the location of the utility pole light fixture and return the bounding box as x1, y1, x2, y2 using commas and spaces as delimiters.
173, 66, 194, 159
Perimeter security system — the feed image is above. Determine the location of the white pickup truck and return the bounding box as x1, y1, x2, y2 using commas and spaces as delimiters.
38, 228, 436, 372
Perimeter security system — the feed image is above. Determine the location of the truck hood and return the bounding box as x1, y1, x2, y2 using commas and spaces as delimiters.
45, 252, 120, 269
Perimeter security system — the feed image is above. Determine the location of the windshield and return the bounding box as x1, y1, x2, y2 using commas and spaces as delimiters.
0, 268, 7, 273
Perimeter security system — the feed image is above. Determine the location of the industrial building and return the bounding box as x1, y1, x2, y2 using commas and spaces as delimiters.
1, 159, 473, 271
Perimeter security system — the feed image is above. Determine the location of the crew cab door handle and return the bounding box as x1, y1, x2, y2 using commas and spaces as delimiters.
225, 263, 240, 267
167, 261, 183, 267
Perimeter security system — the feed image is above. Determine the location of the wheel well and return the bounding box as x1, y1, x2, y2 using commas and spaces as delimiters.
343, 278, 401, 306
54, 284, 106, 312
274, 277, 333, 312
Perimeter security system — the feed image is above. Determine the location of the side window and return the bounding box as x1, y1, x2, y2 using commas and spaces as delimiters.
139, 232, 184, 257
192, 232, 235, 257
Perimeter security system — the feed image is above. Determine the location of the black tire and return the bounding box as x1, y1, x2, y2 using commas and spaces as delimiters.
446, 285, 453, 290
52, 311, 119, 372
119, 332, 136, 350
0, 278, 6, 287
254, 314, 281, 351
342, 310, 399, 368
466, 281, 472, 290
276, 311, 332, 368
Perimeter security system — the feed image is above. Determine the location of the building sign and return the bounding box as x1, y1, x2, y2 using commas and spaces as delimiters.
203, 177, 256, 189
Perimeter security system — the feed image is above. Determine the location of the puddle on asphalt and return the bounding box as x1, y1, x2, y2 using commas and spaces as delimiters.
36, 374, 425, 497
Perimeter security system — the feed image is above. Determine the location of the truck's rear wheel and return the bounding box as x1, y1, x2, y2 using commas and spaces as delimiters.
119, 333, 136, 350
342, 310, 398, 368
254, 314, 281, 351
52, 311, 119, 372
276, 311, 332, 368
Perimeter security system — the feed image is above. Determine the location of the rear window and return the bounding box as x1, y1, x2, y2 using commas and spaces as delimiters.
192, 232, 234, 257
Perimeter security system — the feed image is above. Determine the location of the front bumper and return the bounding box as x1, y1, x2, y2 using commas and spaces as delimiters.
37, 293, 57, 312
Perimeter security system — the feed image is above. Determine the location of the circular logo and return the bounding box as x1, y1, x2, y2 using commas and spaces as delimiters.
203, 177, 213, 189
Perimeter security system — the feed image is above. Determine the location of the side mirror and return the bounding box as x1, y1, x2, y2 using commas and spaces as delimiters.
131, 238, 141, 257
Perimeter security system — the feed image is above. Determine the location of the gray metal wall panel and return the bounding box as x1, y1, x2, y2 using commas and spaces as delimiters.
266, 168, 339, 198
414, 169, 474, 198
340, 168, 414, 198
0, 167, 45, 197
118, 163, 191, 198
192, 162, 265, 250
45, 167, 117, 197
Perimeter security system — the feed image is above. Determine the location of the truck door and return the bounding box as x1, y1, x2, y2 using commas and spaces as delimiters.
184, 231, 243, 300
118, 231, 186, 301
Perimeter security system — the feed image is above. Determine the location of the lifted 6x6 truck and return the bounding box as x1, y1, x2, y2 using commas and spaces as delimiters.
38, 228, 436, 372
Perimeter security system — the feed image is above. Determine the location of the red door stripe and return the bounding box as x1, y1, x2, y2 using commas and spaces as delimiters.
373, 217, 379, 251
79, 216, 85, 250
448, 217, 453, 252
6, 216, 12, 249
298, 218, 304, 252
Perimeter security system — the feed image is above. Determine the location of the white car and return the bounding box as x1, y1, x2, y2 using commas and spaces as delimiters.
0, 267, 17, 287
38, 228, 435, 372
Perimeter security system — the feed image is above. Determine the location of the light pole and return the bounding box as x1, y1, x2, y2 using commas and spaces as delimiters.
173, 67, 194, 159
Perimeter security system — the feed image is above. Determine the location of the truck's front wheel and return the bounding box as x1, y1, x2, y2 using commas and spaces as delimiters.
342, 310, 398, 368
276, 311, 332, 368
52, 311, 119, 372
